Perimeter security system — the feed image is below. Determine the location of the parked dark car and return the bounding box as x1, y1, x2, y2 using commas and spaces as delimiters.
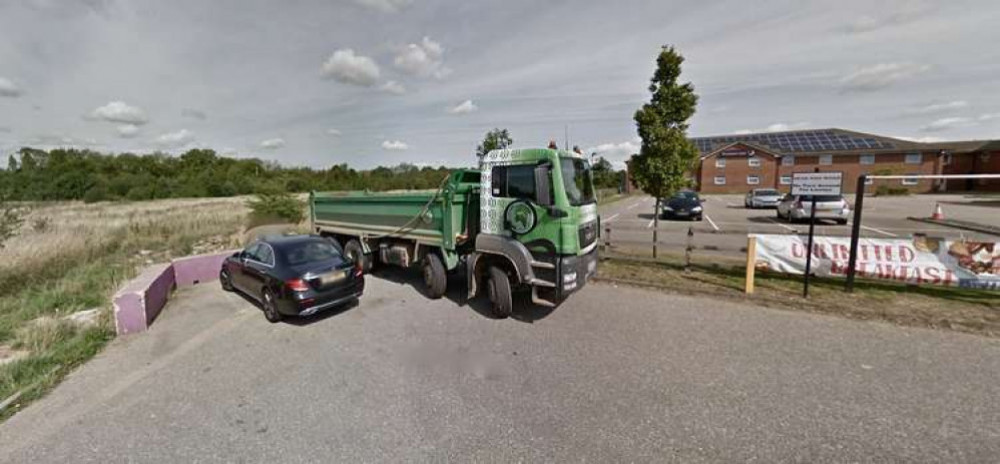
660, 191, 704, 221
220, 235, 364, 322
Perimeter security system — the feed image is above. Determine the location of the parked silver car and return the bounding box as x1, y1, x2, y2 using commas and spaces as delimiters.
744, 188, 782, 209
776, 194, 851, 224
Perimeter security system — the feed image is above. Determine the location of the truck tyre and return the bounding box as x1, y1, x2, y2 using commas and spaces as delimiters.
422, 253, 447, 299
344, 239, 372, 273
487, 266, 513, 319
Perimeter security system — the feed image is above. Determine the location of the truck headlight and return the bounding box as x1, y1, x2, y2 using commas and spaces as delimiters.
563, 272, 577, 283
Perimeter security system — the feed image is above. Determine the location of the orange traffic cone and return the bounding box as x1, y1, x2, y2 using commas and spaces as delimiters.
931, 203, 944, 220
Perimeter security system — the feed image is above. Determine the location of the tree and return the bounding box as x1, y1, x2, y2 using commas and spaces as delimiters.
630, 45, 699, 238
476, 128, 513, 160
0, 192, 23, 248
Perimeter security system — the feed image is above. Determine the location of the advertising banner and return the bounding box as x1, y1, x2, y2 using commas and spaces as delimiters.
753, 234, 1000, 290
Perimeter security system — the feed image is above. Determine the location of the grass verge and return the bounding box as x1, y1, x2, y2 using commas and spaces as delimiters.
597, 253, 1000, 337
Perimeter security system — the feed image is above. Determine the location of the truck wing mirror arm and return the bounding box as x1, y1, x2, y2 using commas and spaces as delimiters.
534, 163, 553, 207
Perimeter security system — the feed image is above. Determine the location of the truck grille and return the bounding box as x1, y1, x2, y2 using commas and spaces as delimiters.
578, 220, 598, 249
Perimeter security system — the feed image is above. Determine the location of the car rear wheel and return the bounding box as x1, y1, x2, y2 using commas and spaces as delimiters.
422, 253, 447, 299
487, 266, 513, 319
262, 289, 282, 323
220, 268, 234, 292
344, 239, 372, 274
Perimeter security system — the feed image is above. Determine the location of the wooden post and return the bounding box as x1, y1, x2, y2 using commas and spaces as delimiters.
745, 235, 757, 294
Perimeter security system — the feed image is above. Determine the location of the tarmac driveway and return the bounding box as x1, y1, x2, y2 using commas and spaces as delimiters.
1, 270, 999, 462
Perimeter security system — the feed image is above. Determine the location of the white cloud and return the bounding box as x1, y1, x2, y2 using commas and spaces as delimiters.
840, 63, 930, 92
0, 77, 22, 97
899, 136, 945, 143
393, 36, 451, 79
181, 108, 207, 120
89, 100, 149, 125
381, 140, 408, 150
733, 129, 753, 135
906, 100, 968, 116
764, 122, 810, 132
321, 49, 380, 86
353, 0, 412, 13
586, 140, 640, 168
979, 113, 1000, 121
260, 138, 286, 149
919, 117, 975, 132
380, 80, 406, 95
155, 129, 195, 147
221, 147, 238, 156
28, 134, 99, 147
116, 124, 140, 138
448, 99, 477, 114
326, 128, 342, 136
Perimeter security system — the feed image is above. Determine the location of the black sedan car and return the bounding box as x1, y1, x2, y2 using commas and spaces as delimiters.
660, 191, 704, 221
220, 235, 364, 322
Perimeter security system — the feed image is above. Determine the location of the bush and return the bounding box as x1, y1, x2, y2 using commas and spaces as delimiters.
31, 216, 52, 233
247, 191, 305, 227
82, 184, 110, 203
0, 195, 24, 248
875, 185, 910, 196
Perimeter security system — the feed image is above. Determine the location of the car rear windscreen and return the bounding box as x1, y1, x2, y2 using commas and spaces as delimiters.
801, 195, 843, 202
284, 241, 341, 265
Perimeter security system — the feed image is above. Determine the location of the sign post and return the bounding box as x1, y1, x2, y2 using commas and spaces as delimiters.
791, 170, 843, 298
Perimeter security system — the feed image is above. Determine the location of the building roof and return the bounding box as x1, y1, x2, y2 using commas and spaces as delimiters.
690, 128, 995, 156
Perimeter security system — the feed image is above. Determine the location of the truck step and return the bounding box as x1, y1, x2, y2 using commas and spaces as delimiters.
530, 261, 555, 270
531, 287, 556, 308
529, 278, 556, 288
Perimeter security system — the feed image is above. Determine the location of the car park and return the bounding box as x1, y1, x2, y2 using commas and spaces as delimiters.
220, 235, 364, 322
661, 191, 704, 221
744, 188, 782, 209
776, 194, 851, 225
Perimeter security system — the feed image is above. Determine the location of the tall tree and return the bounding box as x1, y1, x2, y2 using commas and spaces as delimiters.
630, 45, 699, 234
476, 128, 513, 161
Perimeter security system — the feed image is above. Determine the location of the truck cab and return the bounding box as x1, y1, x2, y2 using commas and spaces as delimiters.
470, 148, 599, 312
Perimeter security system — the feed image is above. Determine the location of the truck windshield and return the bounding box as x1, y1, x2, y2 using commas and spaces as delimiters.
560, 158, 596, 206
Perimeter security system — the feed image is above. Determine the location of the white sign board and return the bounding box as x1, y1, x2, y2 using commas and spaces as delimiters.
791, 172, 843, 196
753, 234, 1000, 291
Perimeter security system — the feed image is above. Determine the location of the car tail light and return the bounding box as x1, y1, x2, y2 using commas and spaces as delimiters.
286, 278, 310, 292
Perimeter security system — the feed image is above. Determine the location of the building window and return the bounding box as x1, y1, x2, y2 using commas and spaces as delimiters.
905, 153, 922, 164
901, 174, 919, 186
941, 153, 952, 165
819, 154, 833, 165
860, 154, 875, 165
747, 157, 761, 168
779, 175, 791, 185
782, 155, 794, 166
713, 176, 726, 185
747, 175, 760, 185
715, 158, 726, 168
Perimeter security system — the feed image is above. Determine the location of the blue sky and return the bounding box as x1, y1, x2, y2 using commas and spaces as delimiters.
1, 0, 999, 169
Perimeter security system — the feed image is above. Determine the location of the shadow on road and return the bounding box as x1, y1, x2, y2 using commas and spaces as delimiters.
370, 265, 557, 323
230, 288, 358, 326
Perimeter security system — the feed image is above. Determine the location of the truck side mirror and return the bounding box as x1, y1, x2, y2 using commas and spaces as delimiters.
534, 164, 552, 206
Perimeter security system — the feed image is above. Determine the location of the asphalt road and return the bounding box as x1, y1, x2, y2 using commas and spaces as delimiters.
2, 272, 999, 462
600, 193, 1000, 259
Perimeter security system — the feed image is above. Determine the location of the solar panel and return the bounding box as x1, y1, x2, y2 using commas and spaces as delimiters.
691, 129, 896, 153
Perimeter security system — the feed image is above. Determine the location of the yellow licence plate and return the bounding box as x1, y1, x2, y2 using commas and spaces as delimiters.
320, 270, 346, 285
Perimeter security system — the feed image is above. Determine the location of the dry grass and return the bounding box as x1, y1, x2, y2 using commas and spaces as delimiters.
1, 196, 253, 420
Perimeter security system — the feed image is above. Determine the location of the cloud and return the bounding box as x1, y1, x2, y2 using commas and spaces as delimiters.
0, 77, 23, 97
260, 138, 286, 149
393, 37, 451, 79
381, 140, 408, 150
353, 0, 412, 13
840, 63, 930, 92
905, 100, 968, 116
181, 108, 207, 120
117, 124, 140, 138
764, 122, 810, 132
321, 49, 380, 86
155, 129, 195, 147
733, 129, 753, 135
919, 117, 975, 132
326, 128, 342, 136
380, 80, 406, 95
28, 133, 99, 147
586, 140, 640, 168
89, 101, 149, 125
900, 136, 945, 143
979, 113, 1000, 121
221, 147, 238, 156
448, 99, 477, 114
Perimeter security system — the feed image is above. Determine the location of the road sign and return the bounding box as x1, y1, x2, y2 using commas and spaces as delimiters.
791, 172, 843, 196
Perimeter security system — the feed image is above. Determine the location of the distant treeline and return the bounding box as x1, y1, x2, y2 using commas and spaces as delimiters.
1, 147, 625, 202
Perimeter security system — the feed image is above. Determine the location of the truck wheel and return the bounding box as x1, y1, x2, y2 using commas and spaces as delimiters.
487, 266, 513, 319
422, 253, 447, 299
344, 239, 371, 273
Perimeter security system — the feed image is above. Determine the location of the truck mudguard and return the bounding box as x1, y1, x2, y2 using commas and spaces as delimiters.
474, 234, 536, 284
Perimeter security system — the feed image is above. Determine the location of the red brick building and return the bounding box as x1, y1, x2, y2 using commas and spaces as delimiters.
691, 128, 1000, 194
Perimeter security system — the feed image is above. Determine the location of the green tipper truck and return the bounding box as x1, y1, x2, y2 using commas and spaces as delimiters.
309, 148, 599, 318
